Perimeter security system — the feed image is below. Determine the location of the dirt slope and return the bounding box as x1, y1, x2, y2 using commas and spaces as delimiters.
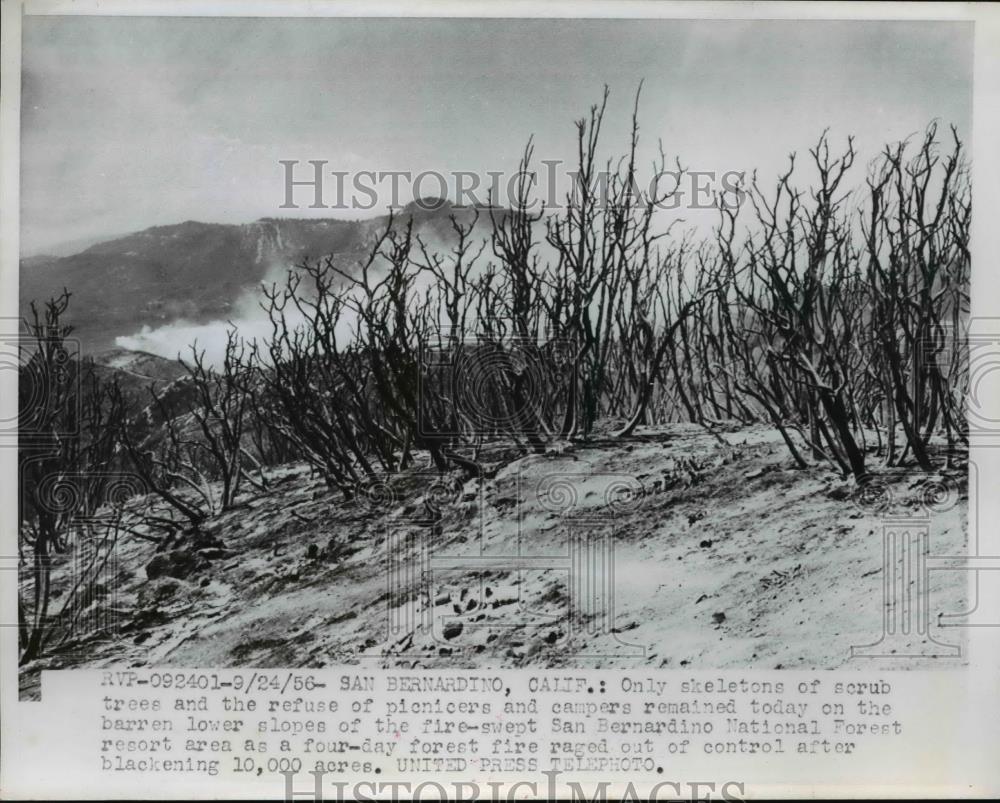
20, 425, 968, 698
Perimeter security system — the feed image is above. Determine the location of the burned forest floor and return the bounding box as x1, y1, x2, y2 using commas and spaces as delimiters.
20, 423, 970, 699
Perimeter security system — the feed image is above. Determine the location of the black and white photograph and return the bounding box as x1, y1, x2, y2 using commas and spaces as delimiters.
2, 2, 999, 800
12, 11, 977, 684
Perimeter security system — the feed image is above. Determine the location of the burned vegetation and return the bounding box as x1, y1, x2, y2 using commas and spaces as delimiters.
18, 93, 970, 678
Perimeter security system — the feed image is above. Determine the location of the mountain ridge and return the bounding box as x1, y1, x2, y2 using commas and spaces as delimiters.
20, 201, 477, 355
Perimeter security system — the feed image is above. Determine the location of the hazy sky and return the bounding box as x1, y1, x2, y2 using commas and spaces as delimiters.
20, 16, 972, 255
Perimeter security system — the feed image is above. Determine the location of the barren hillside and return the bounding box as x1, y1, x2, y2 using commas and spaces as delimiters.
19, 424, 968, 699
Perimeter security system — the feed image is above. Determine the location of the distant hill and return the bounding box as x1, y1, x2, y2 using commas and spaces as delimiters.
89, 347, 189, 396
20, 201, 483, 354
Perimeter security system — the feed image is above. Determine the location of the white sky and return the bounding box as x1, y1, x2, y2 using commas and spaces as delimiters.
20, 16, 972, 255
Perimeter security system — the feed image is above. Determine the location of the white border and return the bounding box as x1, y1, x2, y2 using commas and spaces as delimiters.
2, 2, 998, 799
